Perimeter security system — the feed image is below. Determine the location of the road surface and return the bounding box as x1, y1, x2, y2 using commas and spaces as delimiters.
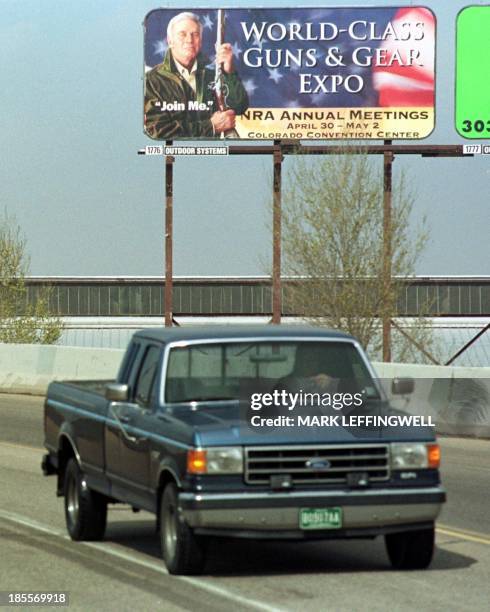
0, 394, 489, 611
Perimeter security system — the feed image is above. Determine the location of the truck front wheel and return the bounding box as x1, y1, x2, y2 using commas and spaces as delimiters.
64, 458, 107, 541
385, 524, 435, 569
160, 483, 205, 575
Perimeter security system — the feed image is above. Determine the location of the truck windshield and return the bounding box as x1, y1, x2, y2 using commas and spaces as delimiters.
165, 341, 379, 404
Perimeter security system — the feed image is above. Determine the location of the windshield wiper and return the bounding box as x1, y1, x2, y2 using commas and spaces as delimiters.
173, 396, 238, 403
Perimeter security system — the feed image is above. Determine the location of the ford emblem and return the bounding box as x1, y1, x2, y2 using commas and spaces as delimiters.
305, 459, 331, 470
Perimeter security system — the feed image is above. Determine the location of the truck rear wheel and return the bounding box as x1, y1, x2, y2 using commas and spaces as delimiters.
385, 524, 435, 569
64, 458, 107, 541
160, 483, 205, 575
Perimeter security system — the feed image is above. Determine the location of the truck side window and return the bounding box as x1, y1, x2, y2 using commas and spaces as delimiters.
134, 345, 160, 408
119, 342, 140, 384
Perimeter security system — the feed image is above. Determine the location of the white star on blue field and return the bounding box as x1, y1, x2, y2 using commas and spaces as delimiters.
153, 40, 167, 58
243, 78, 258, 95
202, 14, 213, 30
268, 68, 283, 84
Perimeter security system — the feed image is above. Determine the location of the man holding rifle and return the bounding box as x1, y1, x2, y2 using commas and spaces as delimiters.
145, 11, 249, 139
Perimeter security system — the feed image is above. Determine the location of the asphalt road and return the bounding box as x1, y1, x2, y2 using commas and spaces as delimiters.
0, 393, 489, 611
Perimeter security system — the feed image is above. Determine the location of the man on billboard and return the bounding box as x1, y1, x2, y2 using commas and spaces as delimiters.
144, 11, 249, 139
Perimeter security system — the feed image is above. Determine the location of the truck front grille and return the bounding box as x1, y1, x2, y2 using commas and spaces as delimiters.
244, 444, 390, 485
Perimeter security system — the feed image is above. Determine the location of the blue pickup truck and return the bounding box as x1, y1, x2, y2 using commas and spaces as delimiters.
42, 325, 445, 575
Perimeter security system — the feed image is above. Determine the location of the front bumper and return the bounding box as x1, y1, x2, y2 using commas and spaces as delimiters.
179, 487, 445, 537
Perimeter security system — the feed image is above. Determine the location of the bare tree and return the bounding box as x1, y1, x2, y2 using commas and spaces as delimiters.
279, 149, 438, 363
0, 212, 63, 344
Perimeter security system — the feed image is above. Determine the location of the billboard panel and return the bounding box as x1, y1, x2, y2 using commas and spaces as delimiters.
144, 7, 435, 141
455, 6, 490, 139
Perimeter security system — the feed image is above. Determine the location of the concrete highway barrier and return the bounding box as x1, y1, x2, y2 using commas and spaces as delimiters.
0, 344, 123, 396
375, 362, 490, 439
0, 344, 489, 436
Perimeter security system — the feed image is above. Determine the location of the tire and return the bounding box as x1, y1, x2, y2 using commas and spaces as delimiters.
64, 458, 107, 541
385, 524, 435, 570
159, 483, 205, 575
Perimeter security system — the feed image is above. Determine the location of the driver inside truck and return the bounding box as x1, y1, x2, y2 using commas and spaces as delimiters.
275, 345, 339, 394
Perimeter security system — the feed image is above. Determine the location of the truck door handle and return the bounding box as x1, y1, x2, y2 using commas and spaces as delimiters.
109, 405, 147, 443
109, 405, 140, 443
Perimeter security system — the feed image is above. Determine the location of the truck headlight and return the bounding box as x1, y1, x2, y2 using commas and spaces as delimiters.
390, 443, 440, 470
187, 447, 243, 474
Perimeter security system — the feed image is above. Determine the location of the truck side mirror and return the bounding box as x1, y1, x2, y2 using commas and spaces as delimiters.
391, 377, 414, 395
106, 383, 129, 402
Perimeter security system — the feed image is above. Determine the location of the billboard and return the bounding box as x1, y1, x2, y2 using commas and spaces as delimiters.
144, 7, 435, 141
455, 6, 490, 139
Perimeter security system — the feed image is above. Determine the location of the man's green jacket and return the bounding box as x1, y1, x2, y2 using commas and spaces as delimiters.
144, 50, 249, 139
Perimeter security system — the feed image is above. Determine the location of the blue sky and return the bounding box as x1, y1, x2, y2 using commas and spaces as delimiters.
0, 0, 488, 277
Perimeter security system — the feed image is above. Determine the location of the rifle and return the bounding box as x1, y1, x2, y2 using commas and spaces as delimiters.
214, 9, 239, 139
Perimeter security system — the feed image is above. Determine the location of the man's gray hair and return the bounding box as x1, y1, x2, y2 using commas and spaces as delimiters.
167, 12, 203, 41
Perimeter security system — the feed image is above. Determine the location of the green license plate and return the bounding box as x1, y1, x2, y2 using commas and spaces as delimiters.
300, 507, 342, 530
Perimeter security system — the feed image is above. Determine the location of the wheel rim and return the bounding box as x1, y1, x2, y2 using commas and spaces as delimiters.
66, 473, 79, 527
163, 498, 177, 561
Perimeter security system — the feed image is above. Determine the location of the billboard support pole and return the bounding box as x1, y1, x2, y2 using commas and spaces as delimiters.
382, 141, 393, 361
165, 140, 174, 327
272, 140, 283, 324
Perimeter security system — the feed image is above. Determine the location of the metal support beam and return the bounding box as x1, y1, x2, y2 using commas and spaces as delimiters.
272, 140, 283, 324
165, 141, 174, 327
228, 144, 470, 157
390, 319, 440, 365
382, 142, 394, 362
445, 323, 490, 365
